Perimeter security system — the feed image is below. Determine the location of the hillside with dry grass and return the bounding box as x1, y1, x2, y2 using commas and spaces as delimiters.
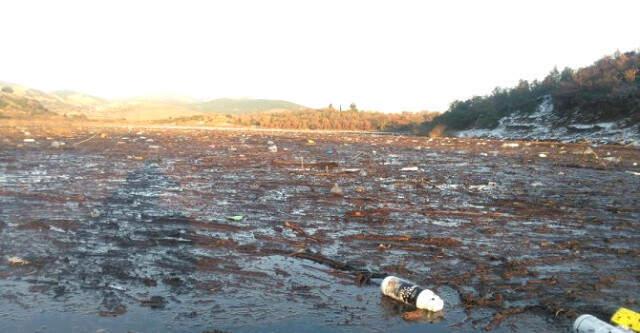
0, 82, 437, 132
0, 85, 56, 119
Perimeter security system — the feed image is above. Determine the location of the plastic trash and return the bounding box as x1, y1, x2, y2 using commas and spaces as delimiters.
573, 314, 631, 333
400, 166, 419, 171
49, 225, 66, 233
583, 147, 596, 155
7, 256, 30, 266
330, 183, 343, 196
226, 215, 244, 221
268, 145, 278, 153
611, 308, 640, 332
380, 276, 444, 312
109, 284, 127, 291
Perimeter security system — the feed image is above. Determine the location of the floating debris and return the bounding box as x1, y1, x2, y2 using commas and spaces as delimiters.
109, 284, 127, 291
611, 307, 640, 332
330, 183, 343, 196
50, 141, 65, 148
140, 296, 167, 309
49, 225, 66, 233
603, 156, 621, 163
7, 256, 30, 266
381, 276, 444, 312
573, 314, 629, 333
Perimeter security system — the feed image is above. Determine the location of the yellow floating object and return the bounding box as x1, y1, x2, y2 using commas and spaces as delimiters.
611, 307, 640, 332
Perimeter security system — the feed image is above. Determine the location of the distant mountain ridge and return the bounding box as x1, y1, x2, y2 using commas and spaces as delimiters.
0, 82, 309, 120
195, 98, 307, 114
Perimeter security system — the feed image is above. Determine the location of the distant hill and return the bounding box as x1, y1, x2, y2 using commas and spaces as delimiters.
195, 98, 306, 114
0, 83, 310, 121
0, 84, 56, 119
92, 100, 204, 121
0, 83, 110, 118
50, 90, 106, 107
421, 50, 640, 144
96, 97, 307, 121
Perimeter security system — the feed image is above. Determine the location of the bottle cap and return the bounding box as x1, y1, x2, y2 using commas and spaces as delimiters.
416, 289, 444, 312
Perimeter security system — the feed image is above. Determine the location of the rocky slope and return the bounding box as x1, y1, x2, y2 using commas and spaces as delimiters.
457, 95, 640, 145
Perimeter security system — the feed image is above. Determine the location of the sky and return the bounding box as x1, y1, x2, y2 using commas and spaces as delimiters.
1, 0, 639, 112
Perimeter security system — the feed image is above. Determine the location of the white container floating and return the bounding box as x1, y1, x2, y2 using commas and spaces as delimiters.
380, 276, 444, 312
573, 314, 631, 333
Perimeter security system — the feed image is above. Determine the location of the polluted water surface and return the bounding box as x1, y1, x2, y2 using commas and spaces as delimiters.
0, 125, 639, 332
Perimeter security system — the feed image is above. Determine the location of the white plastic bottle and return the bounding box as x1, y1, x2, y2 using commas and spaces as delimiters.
573, 314, 632, 333
380, 276, 444, 312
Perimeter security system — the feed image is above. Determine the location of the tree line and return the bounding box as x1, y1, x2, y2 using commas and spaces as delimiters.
162, 108, 438, 132
421, 49, 640, 134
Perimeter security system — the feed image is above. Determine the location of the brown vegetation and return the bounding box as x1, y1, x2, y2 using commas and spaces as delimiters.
160, 108, 438, 132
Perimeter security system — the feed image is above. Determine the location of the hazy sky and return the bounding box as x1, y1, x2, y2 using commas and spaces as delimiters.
2, 0, 638, 111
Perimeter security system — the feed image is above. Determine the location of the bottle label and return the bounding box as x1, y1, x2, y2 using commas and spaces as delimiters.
396, 282, 423, 305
